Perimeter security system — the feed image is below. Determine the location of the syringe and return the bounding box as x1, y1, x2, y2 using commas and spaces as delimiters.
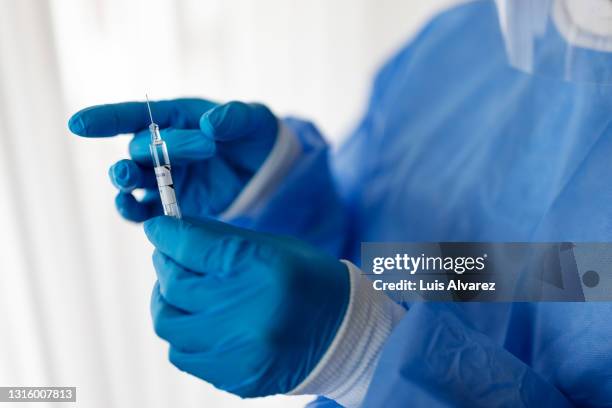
146, 95, 182, 219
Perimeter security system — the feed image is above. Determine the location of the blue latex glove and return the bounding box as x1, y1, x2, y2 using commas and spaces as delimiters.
144, 215, 350, 397
68, 99, 277, 221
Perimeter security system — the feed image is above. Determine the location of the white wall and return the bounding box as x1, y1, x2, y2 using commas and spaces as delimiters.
0, 1, 465, 407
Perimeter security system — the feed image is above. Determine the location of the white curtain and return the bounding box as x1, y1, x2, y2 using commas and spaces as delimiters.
0, 0, 464, 406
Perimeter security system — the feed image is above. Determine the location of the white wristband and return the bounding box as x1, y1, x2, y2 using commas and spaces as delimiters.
289, 261, 406, 407
221, 120, 302, 220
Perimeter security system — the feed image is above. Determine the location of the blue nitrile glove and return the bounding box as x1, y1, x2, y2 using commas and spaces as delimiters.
144, 215, 350, 397
68, 99, 277, 222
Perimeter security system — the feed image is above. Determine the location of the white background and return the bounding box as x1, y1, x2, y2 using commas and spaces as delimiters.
0, 0, 463, 406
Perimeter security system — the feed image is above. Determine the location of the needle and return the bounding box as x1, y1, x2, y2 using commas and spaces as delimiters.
145, 93, 154, 124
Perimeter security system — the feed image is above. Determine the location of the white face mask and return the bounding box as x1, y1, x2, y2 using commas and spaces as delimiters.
495, 0, 612, 83
554, 0, 612, 51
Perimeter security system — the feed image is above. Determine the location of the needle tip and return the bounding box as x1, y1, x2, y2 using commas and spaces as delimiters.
145, 94, 154, 124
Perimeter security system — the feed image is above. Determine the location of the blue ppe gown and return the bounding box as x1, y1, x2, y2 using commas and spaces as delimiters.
250, 0, 612, 406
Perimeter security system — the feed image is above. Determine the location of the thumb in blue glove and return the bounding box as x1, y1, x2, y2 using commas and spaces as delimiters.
144, 216, 350, 397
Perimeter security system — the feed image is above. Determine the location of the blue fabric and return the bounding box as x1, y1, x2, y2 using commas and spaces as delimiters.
243, 117, 349, 255
324, 1, 611, 406
333, 2, 612, 247
144, 215, 349, 397
363, 303, 572, 407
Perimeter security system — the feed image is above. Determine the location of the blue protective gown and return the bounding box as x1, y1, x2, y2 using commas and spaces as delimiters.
254, 0, 612, 406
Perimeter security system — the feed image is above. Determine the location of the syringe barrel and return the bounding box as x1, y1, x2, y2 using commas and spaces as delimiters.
150, 139, 182, 219
150, 138, 171, 168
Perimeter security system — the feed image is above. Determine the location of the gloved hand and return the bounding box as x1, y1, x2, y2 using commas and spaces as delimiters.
144, 215, 350, 397
68, 99, 278, 221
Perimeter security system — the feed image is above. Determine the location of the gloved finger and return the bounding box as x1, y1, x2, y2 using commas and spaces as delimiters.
68, 98, 217, 137
129, 128, 216, 166
115, 191, 160, 222
150, 281, 191, 339
168, 345, 268, 397
151, 282, 220, 351
150, 282, 238, 352
143, 216, 270, 274
199, 101, 278, 142
152, 250, 244, 313
108, 159, 156, 192
153, 250, 206, 312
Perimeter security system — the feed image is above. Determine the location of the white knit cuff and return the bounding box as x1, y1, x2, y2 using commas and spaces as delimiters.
289, 261, 406, 407
221, 120, 302, 220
